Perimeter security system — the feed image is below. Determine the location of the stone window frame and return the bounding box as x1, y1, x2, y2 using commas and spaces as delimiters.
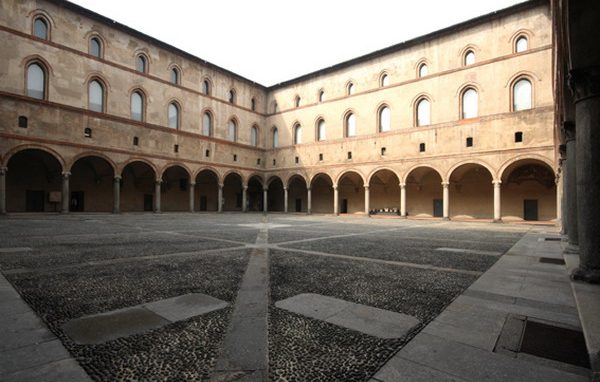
87, 75, 108, 113
168, 64, 182, 85
201, 108, 215, 136
510, 29, 533, 54
379, 71, 390, 87
458, 84, 480, 120
510, 75, 534, 112
346, 80, 356, 96
167, 100, 182, 129
129, 87, 147, 122
135, 52, 150, 74
250, 97, 257, 111
315, 117, 326, 142
293, 122, 302, 145
23, 56, 51, 101
201, 77, 212, 95
318, 89, 325, 103
294, 95, 301, 108
30, 11, 53, 41
376, 103, 392, 133
413, 93, 432, 127
227, 117, 239, 142
271, 126, 279, 148
416, 58, 430, 78
88, 34, 105, 59
343, 109, 357, 138
228, 88, 236, 104
250, 124, 259, 147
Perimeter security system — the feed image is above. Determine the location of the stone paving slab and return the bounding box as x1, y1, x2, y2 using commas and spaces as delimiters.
0, 247, 32, 253
436, 247, 502, 256
275, 293, 420, 339
371, 355, 467, 382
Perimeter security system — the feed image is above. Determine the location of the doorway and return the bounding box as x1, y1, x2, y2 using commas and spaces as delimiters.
26, 190, 45, 212
524, 199, 538, 221
341, 199, 348, 214
295, 198, 302, 212
70, 191, 84, 212
433, 199, 443, 217
143, 194, 153, 211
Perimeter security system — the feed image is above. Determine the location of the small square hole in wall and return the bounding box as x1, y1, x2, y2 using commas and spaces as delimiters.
233, 154, 237, 162
419, 143, 426, 152
381, 147, 386, 156
133, 136, 139, 146
18, 116, 28, 128
174, 144, 179, 153
205, 149, 210, 157
84, 127, 92, 138
466, 137, 473, 147
257, 158, 261, 165
347, 151, 352, 159
319, 153, 323, 161
273, 159, 276, 166
515, 132, 523, 142
295, 156, 299, 164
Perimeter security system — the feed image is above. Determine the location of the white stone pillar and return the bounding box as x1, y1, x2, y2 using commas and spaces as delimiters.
333, 185, 339, 216
364, 185, 370, 215
284, 187, 288, 213
493, 180, 501, 222
400, 183, 406, 217
307, 187, 312, 215
189, 182, 195, 212
154, 179, 162, 213
113, 176, 121, 214
242, 185, 248, 212
218, 184, 223, 213
61, 172, 70, 213
442, 181, 449, 220
0, 167, 6, 214
263, 188, 268, 213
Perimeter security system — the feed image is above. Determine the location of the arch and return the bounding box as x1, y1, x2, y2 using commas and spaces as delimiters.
68, 151, 117, 174
401, 164, 443, 184
69, 155, 115, 212
31, 13, 51, 40
343, 109, 357, 138
379, 71, 390, 87
286, 173, 309, 188
245, 172, 265, 187
310, 172, 334, 214
228, 88, 237, 104
134, 51, 150, 73
121, 160, 157, 211
251, 124, 259, 147
346, 80, 356, 96
309, 172, 334, 188
87, 33, 105, 58
414, 95, 432, 127
315, 117, 326, 141
24, 58, 50, 100
509, 29, 534, 53
509, 75, 534, 112
159, 162, 192, 180
368, 168, 401, 214
460, 86, 479, 119
267, 176, 285, 212
367, 167, 401, 185
222, 169, 245, 186
250, 97, 257, 111
447, 159, 495, 182
4, 144, 65, 171
267, 175, 284, 187
335, 169, 366, 187
317, 89, 325, 103
167, 63, 182, 84
22, 55, 54, 75
192, 165, 221, 180
337, 170, 366, 214
404, 165, 444, 218
497, 155, 555, 181
448, 162, 495, 219
246, 174, 265, 211
118, 157, 158, 178
167, 100, 181, 129
287, 174, 308, 213
415, 58, 430, 78
271, 126, 279, 148
201, 77, 212, 95
194, 167, 219, 211
376, 103, 391, 133
294, 95, 301, 108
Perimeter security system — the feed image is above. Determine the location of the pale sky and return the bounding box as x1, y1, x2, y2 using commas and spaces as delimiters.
68, 0, 526, 86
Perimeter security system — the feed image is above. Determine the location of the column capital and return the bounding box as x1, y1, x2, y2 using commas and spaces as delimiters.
561, 121, 576, 143
263, 188, 268, 192
492, 180, 502, 186
333, 185, 338, 191
441, 181, 450, 187
189, 182, 196, 187
243, 185, 248, 190
559, 144, 567, 159
0, 166, 7, 175
364, 185, 370, 190
62, 171, 71, 178
218, 183, 224, 188
155, 179, 162, 185
283, 187, 288, 191
568, 65, 600, 102
399, 182, 406, 188
307, 187, 312, 192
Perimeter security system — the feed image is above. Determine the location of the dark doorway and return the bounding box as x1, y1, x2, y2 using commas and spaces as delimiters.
26, 190, 45, 212
200, 196, 208, 211
70, 191, 84, 212
143, 194, 153, 211
433, 199, 443, 217
341, 199, 348, 214
524, 199, 538, 221
295, 198, 302, 212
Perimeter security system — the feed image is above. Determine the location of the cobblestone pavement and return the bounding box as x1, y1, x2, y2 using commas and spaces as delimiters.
0, 213, 530, 381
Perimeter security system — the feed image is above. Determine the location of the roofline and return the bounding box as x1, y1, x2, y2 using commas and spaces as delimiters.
48, 0, 269, 90
267, 0, 548, 90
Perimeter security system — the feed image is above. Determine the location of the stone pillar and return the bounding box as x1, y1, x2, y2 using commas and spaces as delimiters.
364, 185, 370, 215
284, 187, 288, 213
493, 180, 502, 223
218, 184, 223, 213
242, 186, 248, 212
0, 167, 6, 214
563, 122, 579, 251
307, 188, 312, 215
442, 181, 449, 220
333, 185, 339, 216
61, 172, 70, 213
154, 179, 161, 213
559, 144, 568, 235
400, 183, 406, 217
189, 182, 195, 212
113, 176, 121, 214
569, 67, 600, 283
263, 188, 268, 213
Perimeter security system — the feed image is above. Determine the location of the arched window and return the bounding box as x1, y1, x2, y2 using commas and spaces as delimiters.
33, 17, 48, 39
272, 101, 278, 113
380, 73, 390, 87
347, 82, 355, 95
131, 91, 144, 121
513, 78, 532, 111
318, 90, 325, 102
317, 119, 326, 141
294, 124, 302, 144
272, 127, 279, 148
250, 98, 256, 111
464, 50, 475, 66
202, 112, 212, 136
461, 88, 478, 119
295, 96, 301, 108
89, 37, 102, 58
136, 55, 147, 73
515, 36, 528, 53
228, 90, 236, 104
168, 103, 179, 128
202, 79, 210, 95
88, 79, 105, 112
418, 63, 428, 78
378, 106, 391, 132
345, 113, 356, 137
416, 98, 430, 126
170, 68, 179, 84
228, 120, 237, 142
26, 63, 46, 100
251, 125, 258, 146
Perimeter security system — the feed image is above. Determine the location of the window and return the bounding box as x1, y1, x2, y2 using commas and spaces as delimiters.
295, 156, 299, 164
347, 82, 355, 95
378, 106, 391, 132
381, 147, 386, 156
84, 128, 92, 138
515, 131, 523, 142
170, 68, 179, 84
419, 143, 426, 152
228, 120, 237, 142
26, 63, 46, 100
88, 80, 105, 112
131, 91, 144, 121
318, 90, 325, 102
464, 50, 475, 65
345, 113, 356, 137
513, 78, 532, 111
202, 112, 212, 136
251, 98, 256, 111
272, 101, 278, 113
205, 149, 210, 157
319, 153, 323, 161
228, 90, 236, 104
33, 17, 48, 39
317, 119, 326, 141
466, 137, 473, 147
347, 151, 352, 159
133, 136, 139, 146
418, 63, 428, 78
136, 55, 147, 73
18, 116, 28, 128
515, 36, 528, 53
168, 102, 179, 128
273, 159, 276, 166
257, 158, 261, 165
380, 73, 390, 87
89, 37, 102, 58
294, 124, 302, 145
202, 79, 210, 95
174, 144, 179, 153
233, 154, 237, 162
462, 88, 478, 119
272, 127, 279, 148
251, 125, 258, 146
416, 98, 430, 126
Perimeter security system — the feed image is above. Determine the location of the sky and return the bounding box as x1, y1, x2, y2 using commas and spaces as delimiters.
68, 0, 526, 86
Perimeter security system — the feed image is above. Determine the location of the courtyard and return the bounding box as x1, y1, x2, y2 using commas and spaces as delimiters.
0, 213, 588, 381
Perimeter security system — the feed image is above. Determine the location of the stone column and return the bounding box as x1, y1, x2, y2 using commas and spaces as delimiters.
113, 176, 121, 214
284, 187, 288, 213
493, 180, 502, 223
0, 167, 7, 214
61, 172, 70, 213
218, 184, 223, 213
442, 181, 449, 220
333, 185, 339, 216
242, 185, 248, 212
400, 183, 406, 217
563, 122, 579, 252
154, 179, 161, 213
364, 185, 370, 215
559, 144, 568, 235
263, 188, 268, 213
569, 67, 600, 283
307, 187, 312, 215
189, 182, 195, 212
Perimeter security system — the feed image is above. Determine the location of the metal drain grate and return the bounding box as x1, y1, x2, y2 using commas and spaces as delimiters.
520, 320, 590, 368
539, 257, 565, 265
544, 237, 562, 241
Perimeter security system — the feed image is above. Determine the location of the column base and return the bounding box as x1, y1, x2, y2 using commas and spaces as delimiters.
493, 219, 502, 223
154, 210, 160, 214
112, 209, 120, 214
571, 266, 600, 284
442, 217, 450, 221
564, 244, 580, 255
